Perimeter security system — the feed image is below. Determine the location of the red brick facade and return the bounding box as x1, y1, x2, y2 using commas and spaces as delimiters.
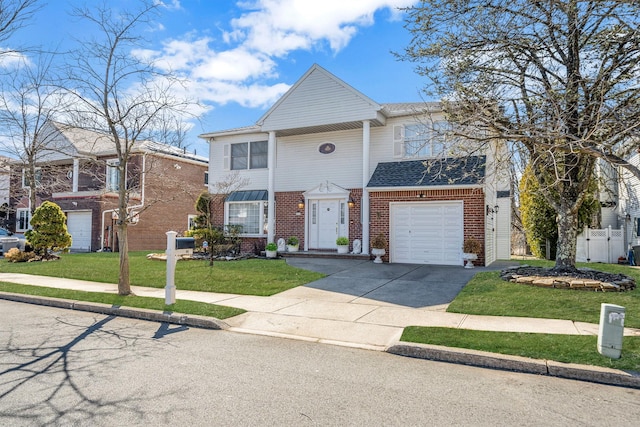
369, 188, 486, 264
209, 187, 485, 264
10, 154, 207, 252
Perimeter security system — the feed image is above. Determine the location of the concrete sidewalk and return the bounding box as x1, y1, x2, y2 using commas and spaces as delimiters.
4, 270, 639, 350
1, 264, 640, 388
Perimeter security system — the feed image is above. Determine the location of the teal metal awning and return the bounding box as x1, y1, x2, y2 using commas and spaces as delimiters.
226, 190, 268, 202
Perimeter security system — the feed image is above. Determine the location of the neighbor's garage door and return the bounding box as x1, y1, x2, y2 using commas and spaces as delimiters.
390, 201, 463, 265
66, 211, 92, 252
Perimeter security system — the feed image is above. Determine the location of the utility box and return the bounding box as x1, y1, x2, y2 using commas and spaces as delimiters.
597, 303, 625, 359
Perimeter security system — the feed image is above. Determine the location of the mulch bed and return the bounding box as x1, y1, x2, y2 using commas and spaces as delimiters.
500, 265, 636, 292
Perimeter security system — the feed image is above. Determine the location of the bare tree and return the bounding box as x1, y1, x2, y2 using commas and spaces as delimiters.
0, 53, 69, 217
0, 0, 41, 57
63, 0, 194, 295
401, 0, 640, 271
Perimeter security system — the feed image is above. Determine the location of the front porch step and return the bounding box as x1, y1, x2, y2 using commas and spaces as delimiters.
279, 250, 371, 260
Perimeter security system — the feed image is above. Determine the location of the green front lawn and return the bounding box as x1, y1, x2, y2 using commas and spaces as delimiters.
0, 252, 325, 296
402, 260, 640, 372
0, 282, 245, 319
447, 261, 640, 328
401, 327, 640, 371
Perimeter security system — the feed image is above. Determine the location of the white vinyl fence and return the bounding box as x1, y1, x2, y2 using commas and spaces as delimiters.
576, 226, 625, 264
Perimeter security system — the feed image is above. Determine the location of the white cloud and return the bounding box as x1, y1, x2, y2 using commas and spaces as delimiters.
143, 0, 416, 116
232, 0, 416, 54
0, 50, 30, 69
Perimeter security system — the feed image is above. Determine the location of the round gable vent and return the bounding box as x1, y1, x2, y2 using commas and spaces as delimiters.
319, 142, 336, 154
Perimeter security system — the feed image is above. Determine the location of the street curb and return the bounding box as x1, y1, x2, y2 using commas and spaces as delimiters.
0, 292, 230, 330
386, 342, 640, 389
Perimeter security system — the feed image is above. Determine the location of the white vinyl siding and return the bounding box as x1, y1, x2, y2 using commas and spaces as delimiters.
275, 129, 363, 192
260, 67, 380, 132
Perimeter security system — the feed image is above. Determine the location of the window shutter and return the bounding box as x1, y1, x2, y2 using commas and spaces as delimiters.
223, 144, 230, 170
393, 125, 404, 158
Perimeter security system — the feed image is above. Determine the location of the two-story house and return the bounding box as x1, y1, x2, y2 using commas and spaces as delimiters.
200, 64, 511, 266
9, 121, 208, 252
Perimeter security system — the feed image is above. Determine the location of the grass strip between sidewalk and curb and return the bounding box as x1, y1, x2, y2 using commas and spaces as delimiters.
0, 252, 325, 296
401, 326, 640, 372
0, 282, 245, 320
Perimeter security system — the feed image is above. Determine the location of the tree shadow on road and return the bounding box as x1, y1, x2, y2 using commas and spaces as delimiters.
0, 313, 185, 425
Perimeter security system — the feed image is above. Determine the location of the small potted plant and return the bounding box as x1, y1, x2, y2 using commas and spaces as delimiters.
462, 237, 481, 268
336, 236, 349, 254
287, 236, 299, 252
265, 242, 278, 258
371, 233, 387, 264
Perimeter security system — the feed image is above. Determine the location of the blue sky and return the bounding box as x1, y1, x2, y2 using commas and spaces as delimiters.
8, 0, 426, 155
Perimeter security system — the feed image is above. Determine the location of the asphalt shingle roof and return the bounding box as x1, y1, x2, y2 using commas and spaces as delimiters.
367, 156, 486, 188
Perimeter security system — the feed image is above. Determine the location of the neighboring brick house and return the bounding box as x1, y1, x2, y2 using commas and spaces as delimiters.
200, 64, 511, 266
9, 121, 208, 252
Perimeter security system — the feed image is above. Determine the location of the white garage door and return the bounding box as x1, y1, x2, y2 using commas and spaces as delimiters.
66, 211, 92, 252
390, 201, 464, 265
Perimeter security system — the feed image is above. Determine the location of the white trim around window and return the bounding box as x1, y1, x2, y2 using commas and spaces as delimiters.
224, 201, 268, 236
106, 159, 120, 192
16, 208, 30, 232
21, 168, 42, 189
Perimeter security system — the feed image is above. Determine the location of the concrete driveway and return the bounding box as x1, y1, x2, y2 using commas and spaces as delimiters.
285, 258, 516, 309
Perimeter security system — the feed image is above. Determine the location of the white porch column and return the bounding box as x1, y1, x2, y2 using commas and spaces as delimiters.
72, 158, 79, 193
267, 131, 276, 243
362, 120, 370, 254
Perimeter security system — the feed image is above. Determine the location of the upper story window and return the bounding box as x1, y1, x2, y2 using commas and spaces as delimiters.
394, 121, 449, 159
21, 168, 42, 188
225, 141, 268, 170
106, 159, 120, 191
204, 171, 209, 186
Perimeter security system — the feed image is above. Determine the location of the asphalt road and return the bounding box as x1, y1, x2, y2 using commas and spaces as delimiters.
1, 300, 639, 426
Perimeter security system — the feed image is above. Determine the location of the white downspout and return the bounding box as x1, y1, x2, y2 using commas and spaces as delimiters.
72, 159, 79, 193
362, 120, 370, 255
267, 131, 276, 243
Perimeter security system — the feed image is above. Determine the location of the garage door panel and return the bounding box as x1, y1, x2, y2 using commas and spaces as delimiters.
391, 202, 464, 266
66, 211, 92, 252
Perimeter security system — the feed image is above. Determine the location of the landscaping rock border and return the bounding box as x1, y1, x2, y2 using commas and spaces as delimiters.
500, 265, 636, 292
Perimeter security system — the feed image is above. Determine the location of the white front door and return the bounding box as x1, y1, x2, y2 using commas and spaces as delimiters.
309, 199, 341, 249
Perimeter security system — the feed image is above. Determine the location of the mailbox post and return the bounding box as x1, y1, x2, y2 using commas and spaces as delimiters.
164, 231, 195, 305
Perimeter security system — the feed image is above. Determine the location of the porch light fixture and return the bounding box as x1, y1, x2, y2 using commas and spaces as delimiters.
348, 196, 355, 208
297, 198, 305, 209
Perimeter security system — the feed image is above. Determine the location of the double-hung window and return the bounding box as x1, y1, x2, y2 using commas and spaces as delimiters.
21, 168, 42, 188
228, 141, 268, 170
398, 121, 449, 159
106, 159, 120, 191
